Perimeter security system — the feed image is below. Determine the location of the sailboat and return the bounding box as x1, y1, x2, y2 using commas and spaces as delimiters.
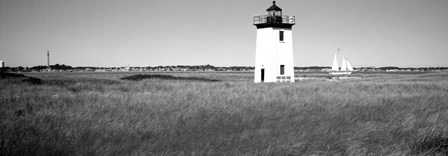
330, 49, 354, 75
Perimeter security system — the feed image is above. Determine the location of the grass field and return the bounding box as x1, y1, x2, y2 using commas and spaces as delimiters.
1, 71, 448, 155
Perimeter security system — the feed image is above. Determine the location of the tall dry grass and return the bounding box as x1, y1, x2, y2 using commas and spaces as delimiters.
1, 72, 448, 155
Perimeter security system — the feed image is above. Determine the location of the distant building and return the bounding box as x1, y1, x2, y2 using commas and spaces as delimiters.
253, 1, 295, 83
0, 61, 4, 68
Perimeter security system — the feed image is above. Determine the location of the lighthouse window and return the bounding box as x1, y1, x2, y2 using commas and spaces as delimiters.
280, 65, 285, 75
279, 31, 284, 42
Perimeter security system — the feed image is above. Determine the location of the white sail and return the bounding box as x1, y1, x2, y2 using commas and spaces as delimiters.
340, 56, 347, 71
331, 54, 339, 71
346, 57, 353, 71
329, 49, 353, 75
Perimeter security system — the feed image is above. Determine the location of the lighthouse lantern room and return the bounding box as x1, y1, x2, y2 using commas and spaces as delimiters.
254, 1, 295, 83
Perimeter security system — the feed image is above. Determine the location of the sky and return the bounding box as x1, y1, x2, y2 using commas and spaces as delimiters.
0, 0, 447, 67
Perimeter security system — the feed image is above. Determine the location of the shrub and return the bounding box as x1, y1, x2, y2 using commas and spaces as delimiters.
120, 74, 220, 82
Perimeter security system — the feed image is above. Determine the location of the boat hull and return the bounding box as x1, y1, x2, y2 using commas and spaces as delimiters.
329, 71, 352, 75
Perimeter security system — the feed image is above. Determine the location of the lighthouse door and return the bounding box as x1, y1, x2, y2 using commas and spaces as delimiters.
261, 69, 265, 82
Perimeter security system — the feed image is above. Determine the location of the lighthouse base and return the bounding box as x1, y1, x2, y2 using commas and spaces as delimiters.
254, 27, 295, 83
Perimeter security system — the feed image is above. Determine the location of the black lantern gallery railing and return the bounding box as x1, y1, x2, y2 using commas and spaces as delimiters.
253, 15, 295, 25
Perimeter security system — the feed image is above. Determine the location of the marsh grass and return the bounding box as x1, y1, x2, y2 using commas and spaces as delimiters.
1, 72, 448, 155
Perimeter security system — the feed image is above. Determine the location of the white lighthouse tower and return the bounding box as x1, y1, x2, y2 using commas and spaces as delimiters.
254, 1, 295, 83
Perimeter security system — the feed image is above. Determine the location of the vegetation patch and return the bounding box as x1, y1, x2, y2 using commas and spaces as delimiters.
411, 135, 448, 155
0, 72, 28, 78
120, 74, 221, 82
0, 72, 42, 85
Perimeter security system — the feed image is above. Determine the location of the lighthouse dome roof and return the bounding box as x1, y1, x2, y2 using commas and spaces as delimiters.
266, 1, 282, 11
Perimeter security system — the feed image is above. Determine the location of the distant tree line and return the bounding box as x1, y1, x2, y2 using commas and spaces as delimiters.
1, 64, 448, 73
294, 66, 331, 70
145, 65, 254, 71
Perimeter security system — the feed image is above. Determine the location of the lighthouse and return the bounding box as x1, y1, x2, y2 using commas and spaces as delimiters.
254, 1, 295, 83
